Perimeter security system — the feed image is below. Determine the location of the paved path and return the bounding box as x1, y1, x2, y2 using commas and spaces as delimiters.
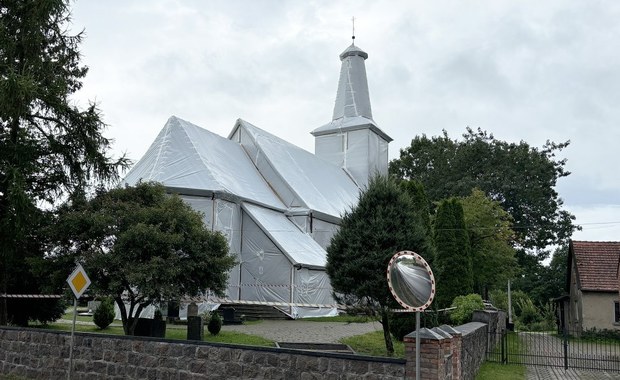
521, 332, 620, 380
528, 366, 620, 380
221, 319, 383, 344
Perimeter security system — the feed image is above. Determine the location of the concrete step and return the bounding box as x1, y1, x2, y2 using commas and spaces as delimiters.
217, 303, 291, 321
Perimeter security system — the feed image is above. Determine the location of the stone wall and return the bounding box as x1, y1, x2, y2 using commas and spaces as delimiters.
0, 327, 405, 379
403, 310, 506, 380
454, 322, 487, 380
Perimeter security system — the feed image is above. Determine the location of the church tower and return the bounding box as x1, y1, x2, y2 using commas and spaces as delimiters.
311, 42, 392, 188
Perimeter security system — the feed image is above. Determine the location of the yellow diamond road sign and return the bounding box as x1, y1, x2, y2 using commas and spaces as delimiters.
67, 264, 91, 299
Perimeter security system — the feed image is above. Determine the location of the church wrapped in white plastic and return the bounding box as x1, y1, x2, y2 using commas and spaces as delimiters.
123, 43, 392, 318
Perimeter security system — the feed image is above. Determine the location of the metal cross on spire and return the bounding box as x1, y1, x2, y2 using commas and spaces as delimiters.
352, 16, 356, 44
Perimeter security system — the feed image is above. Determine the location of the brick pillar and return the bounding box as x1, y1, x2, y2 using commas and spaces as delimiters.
440, 325, 462, 380
404, 328, 454, 380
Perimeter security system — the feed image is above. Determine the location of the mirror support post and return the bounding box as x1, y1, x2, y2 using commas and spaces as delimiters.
416, 311, 420, 380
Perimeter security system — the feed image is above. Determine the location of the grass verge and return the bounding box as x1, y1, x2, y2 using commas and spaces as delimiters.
33, 322, 273, 347
476, 362, 525, 380
476, 331, 525, 379
340, 331, 404, 358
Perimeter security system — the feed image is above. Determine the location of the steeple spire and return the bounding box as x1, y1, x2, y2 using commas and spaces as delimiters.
311, 41, 392, 188
352, 16, 356, 44
332, 43, 372, 121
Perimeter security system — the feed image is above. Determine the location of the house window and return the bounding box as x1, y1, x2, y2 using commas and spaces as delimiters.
615, 301, 620, 323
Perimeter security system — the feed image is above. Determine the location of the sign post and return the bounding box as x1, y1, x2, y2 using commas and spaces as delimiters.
66, 264, 91, 380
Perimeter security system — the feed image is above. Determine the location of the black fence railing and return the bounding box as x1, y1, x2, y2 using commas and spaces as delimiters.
486, 329, 620, 372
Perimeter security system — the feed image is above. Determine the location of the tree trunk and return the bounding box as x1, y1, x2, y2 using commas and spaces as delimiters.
381, 309, 394, 356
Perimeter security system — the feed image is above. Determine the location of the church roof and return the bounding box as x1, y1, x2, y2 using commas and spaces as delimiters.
231, 119, 359, 218
243, 203, 327, 268
123, 116, 285, 209
124, 115, 359, 219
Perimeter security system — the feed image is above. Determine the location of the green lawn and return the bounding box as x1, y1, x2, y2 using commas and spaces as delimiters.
476, 362, 525, 380
35, 321, 273, 347
475, 331, 526, 379
340, 331, 405, 358
60, 311, 101, 323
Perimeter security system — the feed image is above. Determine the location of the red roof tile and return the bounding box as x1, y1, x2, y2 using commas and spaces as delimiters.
572, 241, 620, 292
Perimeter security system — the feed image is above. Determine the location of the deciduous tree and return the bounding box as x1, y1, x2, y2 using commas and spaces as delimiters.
389, 128, 576, 258
51, 182, 236, 335
461, 189, 518, 296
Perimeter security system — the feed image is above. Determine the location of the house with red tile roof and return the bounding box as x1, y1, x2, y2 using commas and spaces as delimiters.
562, 240, 620, 333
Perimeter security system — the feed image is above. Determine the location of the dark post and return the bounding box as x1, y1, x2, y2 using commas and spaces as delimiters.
563, 327, 569, 370
502, 330, 507, 364
186, 302, 203, 341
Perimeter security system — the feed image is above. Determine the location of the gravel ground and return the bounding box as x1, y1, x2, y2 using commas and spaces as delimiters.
221, 319, 383, 344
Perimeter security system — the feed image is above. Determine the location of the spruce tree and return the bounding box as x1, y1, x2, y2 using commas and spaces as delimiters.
326, 176, 433, 355
0, 0, 127, 325
434, 199, 473, 308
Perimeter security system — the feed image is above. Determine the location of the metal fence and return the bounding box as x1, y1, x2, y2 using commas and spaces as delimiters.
486, 329, 620, 372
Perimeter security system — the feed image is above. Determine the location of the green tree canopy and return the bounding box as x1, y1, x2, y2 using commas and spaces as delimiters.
461, 189, 518, 296
434, 198, 472, 308
326, 176, 433, 355
513, 244, 569, 307
50, 182, 236, 335
389, 128, 576, 258
0, 0, 128, 325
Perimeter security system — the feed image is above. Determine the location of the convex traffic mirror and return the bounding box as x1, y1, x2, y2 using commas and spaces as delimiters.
386, 250, 435, 311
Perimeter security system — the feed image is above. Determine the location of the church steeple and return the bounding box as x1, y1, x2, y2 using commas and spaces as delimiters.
332, 44, 372, 121
311, 42, 392, 188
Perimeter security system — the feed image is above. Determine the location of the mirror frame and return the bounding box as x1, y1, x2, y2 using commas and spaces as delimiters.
386, 250, 435, 311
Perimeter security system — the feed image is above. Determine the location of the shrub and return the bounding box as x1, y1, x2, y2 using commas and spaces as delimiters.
389, 313, 417, 341
516, 297, 541, 326
208, 311, 222, 335
582, 328, 620, 341
389, 310, 445, 341
450, 294, 484, 325
93, 298, 115, 330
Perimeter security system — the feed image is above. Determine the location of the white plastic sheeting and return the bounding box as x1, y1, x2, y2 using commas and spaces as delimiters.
243, 203, 326, 267
231, 119, 359, 218
180, 196, 242, 300
123, 116, 284, 210
287, 214, 340, 250
240, 203, 337, 318
333, 44, 372, 121
114, 301, 220, 321
314, 129, 389, 188
239, 209, 291, 305
311, 44, 391, 188
116, 42, 397, 319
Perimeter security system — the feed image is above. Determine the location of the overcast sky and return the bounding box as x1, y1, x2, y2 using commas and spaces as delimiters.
69, 0, 620, 242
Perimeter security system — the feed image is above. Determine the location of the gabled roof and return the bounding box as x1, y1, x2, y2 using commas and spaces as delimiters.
123, 116, 284, 209
569, 240, 620, 292
230, 119, 360, 219
242, 203, 326, 268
